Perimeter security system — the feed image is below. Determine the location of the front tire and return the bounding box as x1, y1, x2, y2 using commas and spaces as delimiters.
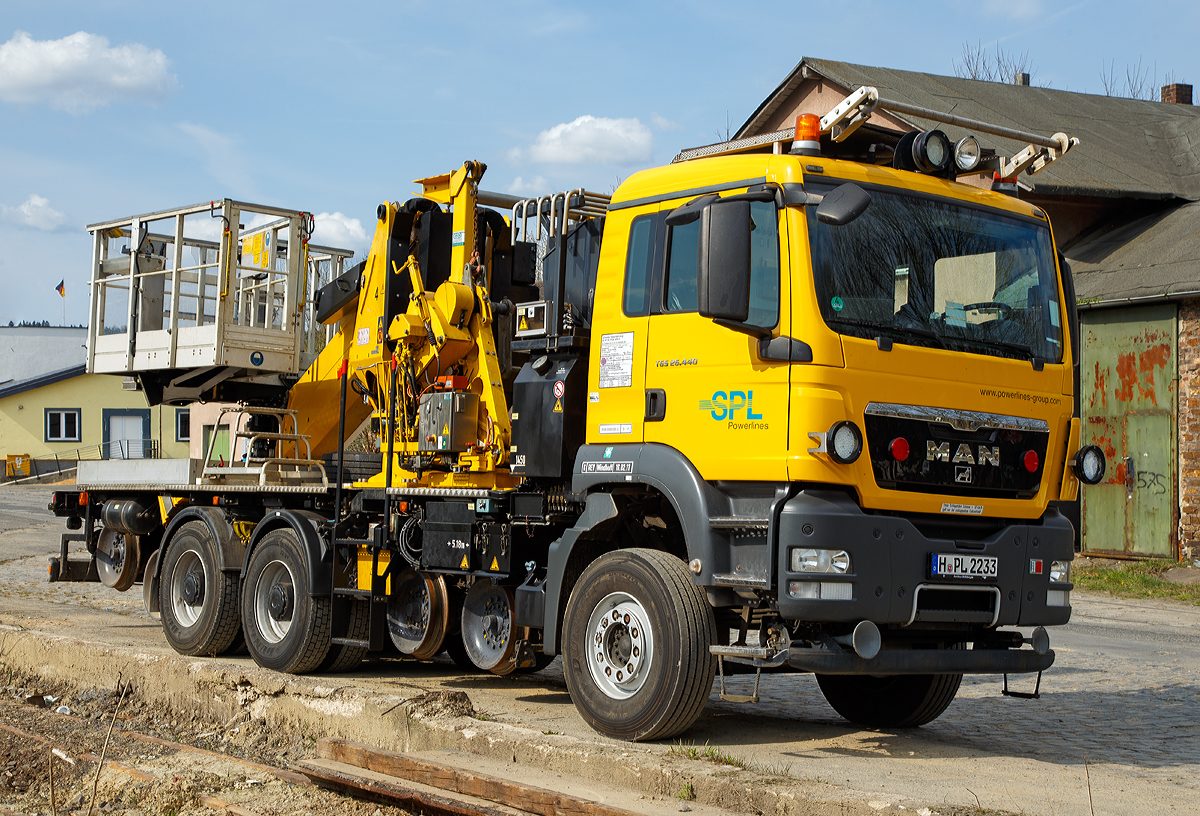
562, 549, 716, 741
816, 672, 963, 728
241, 528, 331, 674
159, 521, 242, 656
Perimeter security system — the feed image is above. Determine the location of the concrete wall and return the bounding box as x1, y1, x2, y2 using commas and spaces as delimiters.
0, 372, 190, 465
1179, 298, 1200, 559
0, 326, 87, 385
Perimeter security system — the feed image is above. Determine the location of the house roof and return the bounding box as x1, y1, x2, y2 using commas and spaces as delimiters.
1067, 201, 1200, 306
738, 57, 1200, 202
0, 364, 86, 400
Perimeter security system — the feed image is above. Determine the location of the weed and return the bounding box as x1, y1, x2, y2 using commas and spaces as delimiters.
677, 782, 696, 800
475, 713, 490, 721
542, 729, 560, 735
1074, 559, 1200, 606
668, 740, 791, 778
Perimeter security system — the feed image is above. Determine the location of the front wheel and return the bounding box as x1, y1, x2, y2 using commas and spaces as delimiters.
241, 527, 331, 674
562, 549, 716, 742
815, 672, 963, 728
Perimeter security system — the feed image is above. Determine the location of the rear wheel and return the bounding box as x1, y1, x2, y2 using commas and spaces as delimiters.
96, 528, 140, 592
241, 528, 331, 674
562, 549, 716, 742
815, 671, 963, 728
158, 521, 242, 656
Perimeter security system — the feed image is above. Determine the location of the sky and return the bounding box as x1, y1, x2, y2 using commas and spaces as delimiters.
1, 0, 1198, 326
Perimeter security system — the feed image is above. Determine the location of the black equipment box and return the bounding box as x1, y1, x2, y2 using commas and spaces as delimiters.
421, 501, 476, 571
476, 521, 512, 575
510, 354, 587, 479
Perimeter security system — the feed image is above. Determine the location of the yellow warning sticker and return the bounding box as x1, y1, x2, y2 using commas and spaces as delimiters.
442, 423, 449, 434
490, 557, 499, 571
519, 316, 528, 330
553, 398, 563, 413
460, 554, 469, 569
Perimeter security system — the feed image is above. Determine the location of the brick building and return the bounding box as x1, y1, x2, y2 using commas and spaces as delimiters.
734, 58, 1200, 559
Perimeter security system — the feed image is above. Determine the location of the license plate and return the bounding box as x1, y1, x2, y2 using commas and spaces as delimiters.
931, 553, 998, 579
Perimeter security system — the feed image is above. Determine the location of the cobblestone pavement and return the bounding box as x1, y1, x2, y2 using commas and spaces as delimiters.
3, 484, 1198, 815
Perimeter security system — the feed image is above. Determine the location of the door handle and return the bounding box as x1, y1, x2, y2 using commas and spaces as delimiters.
1124, 455, 1134, 500
644, 389, 667, 422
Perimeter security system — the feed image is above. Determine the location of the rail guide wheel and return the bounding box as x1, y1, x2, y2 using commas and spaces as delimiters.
461, 580, 517, 675
387, 570, 449, 660
96, 527, 139, 592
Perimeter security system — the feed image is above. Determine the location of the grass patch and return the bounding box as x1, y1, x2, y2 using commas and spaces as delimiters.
668, 740, 791, 778
1074, 558, 1200, 606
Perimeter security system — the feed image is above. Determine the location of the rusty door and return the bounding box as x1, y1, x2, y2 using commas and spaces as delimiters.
1080, 304, 1177, 558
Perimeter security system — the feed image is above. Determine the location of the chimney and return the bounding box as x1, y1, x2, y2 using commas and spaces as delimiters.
1014, 72, 1030, 86
1162, 83, 1193, 104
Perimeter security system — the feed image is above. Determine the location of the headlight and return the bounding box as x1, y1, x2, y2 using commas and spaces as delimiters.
1050, 560, 1071, 582
912, 129, 952, 174
1074, 445, 1106, 485
954, 136, 981, 171
828, 420, 863, 464
791, 548, 851, 574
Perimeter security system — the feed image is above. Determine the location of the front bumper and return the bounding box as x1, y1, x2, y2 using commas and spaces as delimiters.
775, 490, 1074, 628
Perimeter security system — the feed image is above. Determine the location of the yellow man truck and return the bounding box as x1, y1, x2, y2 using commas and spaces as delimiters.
49, 86, 1106, 741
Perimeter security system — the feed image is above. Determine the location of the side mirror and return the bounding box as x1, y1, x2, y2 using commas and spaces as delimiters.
815, 182, 871, 226
697, 199, 752, 322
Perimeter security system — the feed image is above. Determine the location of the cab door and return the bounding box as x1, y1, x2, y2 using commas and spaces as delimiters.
642, 196, 791, 481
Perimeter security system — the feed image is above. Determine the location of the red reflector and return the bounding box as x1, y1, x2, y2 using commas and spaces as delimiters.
1030, 559, 1043, 575
1023, 450, 1039, 472
889, 437, 910, 461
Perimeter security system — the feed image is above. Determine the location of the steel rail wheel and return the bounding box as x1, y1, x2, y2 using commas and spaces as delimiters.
158, 521, 242, 656
387, 570, 450, 660
241, 527, 331, 674
562, 548, 716, 741
96, 527, 139, 592
461, 580, 517, 674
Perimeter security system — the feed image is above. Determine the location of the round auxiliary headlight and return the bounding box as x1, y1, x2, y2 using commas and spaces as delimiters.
954, 135, 981, 172
828, 421, 863, 465
1074, 445, 1107, 485
913, 129, 952, 174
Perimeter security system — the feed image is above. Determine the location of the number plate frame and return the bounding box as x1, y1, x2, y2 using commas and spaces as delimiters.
929, 553, 999, 580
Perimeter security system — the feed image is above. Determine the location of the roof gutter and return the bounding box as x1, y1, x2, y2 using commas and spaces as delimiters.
1076, 289, 1200, 310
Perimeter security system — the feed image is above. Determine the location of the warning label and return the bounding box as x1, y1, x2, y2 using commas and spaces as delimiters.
940, 502, 984, 516
598, 332, 635, 388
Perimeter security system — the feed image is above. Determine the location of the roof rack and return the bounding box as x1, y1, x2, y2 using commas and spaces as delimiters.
673, 85, 1078, 179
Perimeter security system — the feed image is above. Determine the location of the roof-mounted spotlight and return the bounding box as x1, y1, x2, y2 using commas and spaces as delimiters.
954, 135, 981, 172
912, 129, 952, 174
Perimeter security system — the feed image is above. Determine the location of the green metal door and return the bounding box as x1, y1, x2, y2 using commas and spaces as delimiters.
1080, 304, 1177, 558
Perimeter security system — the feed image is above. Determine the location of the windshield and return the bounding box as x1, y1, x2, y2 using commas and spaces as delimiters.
805, 179, 1063, 363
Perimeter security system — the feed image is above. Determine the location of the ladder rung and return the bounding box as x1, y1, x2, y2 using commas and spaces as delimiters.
334, 588, 371, 598
330, 637, 370, 648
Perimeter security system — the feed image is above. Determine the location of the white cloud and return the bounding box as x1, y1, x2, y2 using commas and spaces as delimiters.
311, 212, 368, 253
512, 115, 652, 165
177, 122, 252, 194
0, 30, 177, 114
1, 194, 68, 231
506, 175, 549, 196
651, 113, 681, 131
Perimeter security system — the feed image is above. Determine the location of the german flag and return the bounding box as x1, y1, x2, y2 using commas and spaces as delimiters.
55, 280, 64, 297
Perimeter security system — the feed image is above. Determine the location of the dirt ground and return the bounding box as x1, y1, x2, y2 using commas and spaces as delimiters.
1, 665, 421, 816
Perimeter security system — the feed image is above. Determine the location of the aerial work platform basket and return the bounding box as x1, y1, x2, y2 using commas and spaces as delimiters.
85, 199, 355, 404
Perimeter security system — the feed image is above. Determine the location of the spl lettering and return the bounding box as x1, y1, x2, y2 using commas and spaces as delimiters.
700, 391, 763, 421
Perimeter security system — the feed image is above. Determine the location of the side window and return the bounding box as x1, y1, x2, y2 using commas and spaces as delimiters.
622, 214, 656, 317
46, 409, 81, 443
664, 220, 700, 312
747, 200, 780, 328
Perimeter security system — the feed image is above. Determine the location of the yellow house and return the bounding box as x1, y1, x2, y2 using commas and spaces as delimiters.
0, 366, 190, 479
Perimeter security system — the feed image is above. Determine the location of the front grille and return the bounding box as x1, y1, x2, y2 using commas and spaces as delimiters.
911, 585, 999, 625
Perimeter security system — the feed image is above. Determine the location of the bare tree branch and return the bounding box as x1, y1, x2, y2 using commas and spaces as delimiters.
954, 41, 1034, 84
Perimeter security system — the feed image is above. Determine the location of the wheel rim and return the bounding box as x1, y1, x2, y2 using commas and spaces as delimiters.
585, 591, 654, 700
461, 581, 515, 671
168, 548, 206, 628
253, 559, 296, 644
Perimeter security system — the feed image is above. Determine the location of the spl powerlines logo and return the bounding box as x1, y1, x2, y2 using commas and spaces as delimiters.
699, 390, 769, 430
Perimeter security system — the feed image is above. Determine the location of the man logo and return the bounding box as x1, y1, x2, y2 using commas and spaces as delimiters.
955, 466, 973, 484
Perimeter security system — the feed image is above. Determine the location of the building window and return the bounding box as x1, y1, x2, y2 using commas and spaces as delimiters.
46, 409, 81, 443
176, 409, 191, 442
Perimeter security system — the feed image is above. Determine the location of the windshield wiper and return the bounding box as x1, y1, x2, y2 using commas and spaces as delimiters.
825, 317, 946, 349
937, 334, 1047, 369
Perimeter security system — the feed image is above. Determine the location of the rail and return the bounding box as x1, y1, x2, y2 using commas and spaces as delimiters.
5, 438, 161, 484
